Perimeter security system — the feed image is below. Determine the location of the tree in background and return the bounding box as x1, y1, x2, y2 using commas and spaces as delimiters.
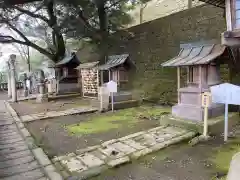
0, 0, 138, 64
139, 0, 149, 24
12, 44, 31, 72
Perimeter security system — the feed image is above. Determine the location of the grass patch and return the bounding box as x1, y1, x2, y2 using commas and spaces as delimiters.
67, 105, 170, 135
211, 138, 240, 179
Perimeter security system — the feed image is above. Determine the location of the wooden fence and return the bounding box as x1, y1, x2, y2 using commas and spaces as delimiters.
0, 82, 23, 91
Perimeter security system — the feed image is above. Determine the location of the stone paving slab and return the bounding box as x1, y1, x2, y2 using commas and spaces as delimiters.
0, 141, 26, 150
20, 106, 98, 122
0, 131, 20, 138
52, 125, 196, 179
76, 153, 105, 168
0, 155, 35, 169
1, 169, 45, 180
0, 144, 29, 154
0, 161, 40, 177
0, 133, 22, 141
2, 100, 62, 180
0, 149, 32, 161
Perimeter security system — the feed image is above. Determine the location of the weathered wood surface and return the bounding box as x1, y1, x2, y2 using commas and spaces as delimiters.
0, 82, 23, 91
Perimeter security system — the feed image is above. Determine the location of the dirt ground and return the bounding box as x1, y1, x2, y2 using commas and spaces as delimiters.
10, 97, 92, 116
89, 124, 240, 180
89, 137, 232, 180
25, 111, 161, 157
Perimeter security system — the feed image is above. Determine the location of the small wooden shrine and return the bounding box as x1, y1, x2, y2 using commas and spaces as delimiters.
98, 54, 134, 89
75, 61, 99, 98
49, 52, 80, 94
162, 41, 231, 121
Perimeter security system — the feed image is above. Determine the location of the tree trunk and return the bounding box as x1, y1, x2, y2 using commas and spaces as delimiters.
47, 0, 65, 62
97, 2, 107, 35
140, 4, 147, 24
188, 0, 192, 9
27, 46, 31, 72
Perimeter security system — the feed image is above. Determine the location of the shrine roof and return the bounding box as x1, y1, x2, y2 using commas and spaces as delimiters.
161, 41, 227, 67
49, 52, 80, 68
98, 54, 132, 70
199, 0, 225, 8
200, 0, 225, 8
75, 61, 99, 69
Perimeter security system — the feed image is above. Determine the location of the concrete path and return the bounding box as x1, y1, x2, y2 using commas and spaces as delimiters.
0, 100, 48, 180
20, 107, 98, 122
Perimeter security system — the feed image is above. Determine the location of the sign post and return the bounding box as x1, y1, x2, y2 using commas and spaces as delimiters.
224, 103, 229, 141
111, 92, 114, 112
202, 92, 211, 137
107, 80, 117, 112
211, 83, 240, 141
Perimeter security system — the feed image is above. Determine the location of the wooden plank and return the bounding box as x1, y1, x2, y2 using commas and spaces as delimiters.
177, 67, 180, 104
188, 0, 192, 9
199, 66, 202, 89
231, 0, 236, 30
226, 0, 233, 31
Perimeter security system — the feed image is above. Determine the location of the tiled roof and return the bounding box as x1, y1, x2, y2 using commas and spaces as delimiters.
75, 61, 99, 69
199, 0, 225, 8
98, 54, 130, 70
161, 42, 226, 67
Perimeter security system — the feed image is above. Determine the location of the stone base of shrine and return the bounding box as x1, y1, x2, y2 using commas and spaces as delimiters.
172, 103, 224, 121
160, 112, 239, 136
36, 94, 48, 103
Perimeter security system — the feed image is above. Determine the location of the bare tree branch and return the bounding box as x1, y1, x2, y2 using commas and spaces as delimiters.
0, 35, 29, 45
13, 5, 49, 24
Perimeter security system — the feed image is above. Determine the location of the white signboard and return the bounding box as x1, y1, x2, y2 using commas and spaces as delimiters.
26, 80, 30, 90
211, 83, 240, 105
107, 80, 117, 93
210, 83, 240, 141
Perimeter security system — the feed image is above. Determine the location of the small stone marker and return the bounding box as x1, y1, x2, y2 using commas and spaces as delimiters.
98, 86, 110, 112
106, 80, 117, 112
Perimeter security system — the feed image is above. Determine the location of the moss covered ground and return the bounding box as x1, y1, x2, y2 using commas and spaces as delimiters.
67, 105, 171, 135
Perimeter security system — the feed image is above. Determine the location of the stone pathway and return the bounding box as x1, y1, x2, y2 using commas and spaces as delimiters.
18, 107, 97, 122
1, 100, 63, 180
52, 126, 196, 179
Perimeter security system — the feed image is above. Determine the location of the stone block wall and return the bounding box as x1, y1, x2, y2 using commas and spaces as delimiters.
107, 4, 226, 104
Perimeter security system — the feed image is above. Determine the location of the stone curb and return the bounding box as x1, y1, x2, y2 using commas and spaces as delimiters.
52, 127, 196, 180
21, 108, 98, 122
4, 100, 63, 180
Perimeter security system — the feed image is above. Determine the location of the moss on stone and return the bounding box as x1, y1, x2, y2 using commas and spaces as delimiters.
67, 106, 171, 135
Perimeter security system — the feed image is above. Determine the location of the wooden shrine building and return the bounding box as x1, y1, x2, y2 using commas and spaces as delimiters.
162, 41, 231, 121
75, 61, 99, 98
49, 52, 80, 94
98, 54, 134, 89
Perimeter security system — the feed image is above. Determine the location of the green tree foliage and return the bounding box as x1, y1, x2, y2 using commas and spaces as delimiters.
0, 0, 145, 64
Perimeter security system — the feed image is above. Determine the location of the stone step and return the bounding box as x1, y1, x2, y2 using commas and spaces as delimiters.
109, 92, 133, 102
92, 99, 140, 110
160, 113, 240, 135
109, 100, 139, 110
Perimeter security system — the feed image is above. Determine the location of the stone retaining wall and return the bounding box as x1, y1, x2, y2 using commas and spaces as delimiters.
106, 5, 226, 103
